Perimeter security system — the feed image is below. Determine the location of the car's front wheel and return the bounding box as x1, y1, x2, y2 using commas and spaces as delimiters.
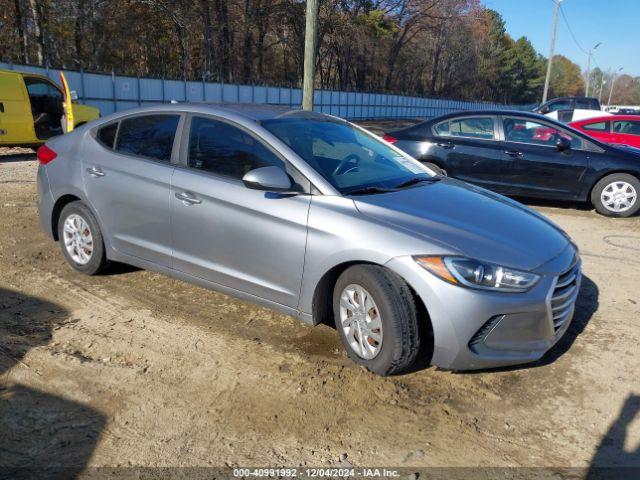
591, 173, 640, 217
58, 201, 108, 275
333, 265, 421, 376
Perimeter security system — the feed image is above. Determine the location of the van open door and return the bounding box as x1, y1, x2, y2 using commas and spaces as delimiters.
59, 72, 75, 133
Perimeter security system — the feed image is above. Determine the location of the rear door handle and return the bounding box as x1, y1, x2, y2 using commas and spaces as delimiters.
86, 167, 105, 177
175, 191, 202, 205
505, 150, 523, 158
0, 102, 4, 113
437, 141, 454, 149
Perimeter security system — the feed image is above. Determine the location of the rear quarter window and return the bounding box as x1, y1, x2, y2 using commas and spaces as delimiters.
115, 114, 180, 161
582, 121, 609, 132
96, 122, 118, 148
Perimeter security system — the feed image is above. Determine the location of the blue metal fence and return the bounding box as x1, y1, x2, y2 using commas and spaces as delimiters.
1, 61, 533, 119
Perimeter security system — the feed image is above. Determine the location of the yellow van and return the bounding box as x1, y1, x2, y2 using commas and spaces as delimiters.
0, 69, 100, 147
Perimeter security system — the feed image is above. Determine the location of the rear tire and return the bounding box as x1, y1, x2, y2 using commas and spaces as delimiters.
57, 201, 108, 275
333, 265, 421, 376
423, 162, 447, 176
591, 173, 640, 217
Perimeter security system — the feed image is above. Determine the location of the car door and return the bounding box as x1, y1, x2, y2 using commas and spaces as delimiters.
430, 115, 514, 192
170, 115, 312, 308
577, 120, 612, 143
82, 113, 182, 267
500, 116, 590, 199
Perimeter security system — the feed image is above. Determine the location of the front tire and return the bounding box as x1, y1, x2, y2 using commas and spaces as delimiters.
333, 265, 421, 376
591, 173, 640, 217
57, 201, 108, 275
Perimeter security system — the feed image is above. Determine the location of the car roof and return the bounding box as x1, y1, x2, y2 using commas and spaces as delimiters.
425, 109, 551, 123
96, 102, 341, 123
571, 115, 639, 124
0, 68, 52, 82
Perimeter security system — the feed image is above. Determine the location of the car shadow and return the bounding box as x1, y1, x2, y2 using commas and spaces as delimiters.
452, 273, 599, 375
0, 287, 106, 479
516, 196, 594, 212
100, 261, 141, 276
0, 152, 36, 163
586, 394, 640, 479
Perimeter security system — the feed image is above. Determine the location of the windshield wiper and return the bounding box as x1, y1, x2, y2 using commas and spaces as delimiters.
393, 176, 441, 190
344, 186, 397, 196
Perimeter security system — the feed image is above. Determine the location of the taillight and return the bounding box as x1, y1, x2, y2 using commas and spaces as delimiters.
37, 145, 57, 165
383, 134, 397, 144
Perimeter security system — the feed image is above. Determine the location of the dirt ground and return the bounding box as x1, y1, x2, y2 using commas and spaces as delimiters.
1, 146, 639, 478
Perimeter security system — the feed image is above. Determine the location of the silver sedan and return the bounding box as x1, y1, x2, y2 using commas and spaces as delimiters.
36, 104, 581, 375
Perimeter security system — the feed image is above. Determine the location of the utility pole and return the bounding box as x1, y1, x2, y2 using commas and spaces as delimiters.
584, 42, 602, 97
607, 67, 624, 107
598, 79, 606, 103
302, 0, 319, 111
542, 0, 561, 104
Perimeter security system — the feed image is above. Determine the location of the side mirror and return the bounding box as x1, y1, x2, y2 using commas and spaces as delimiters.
70, 90, 79, 101
539, 105, 550, 115
556, 136, 571, 152
242, 166, 294, 192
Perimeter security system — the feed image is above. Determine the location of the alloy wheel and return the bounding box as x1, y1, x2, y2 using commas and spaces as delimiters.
339, 284, 383, 359
63, 214, 94, 265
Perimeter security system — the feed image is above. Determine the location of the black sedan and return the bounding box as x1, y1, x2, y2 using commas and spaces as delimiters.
384, 110, 640, 217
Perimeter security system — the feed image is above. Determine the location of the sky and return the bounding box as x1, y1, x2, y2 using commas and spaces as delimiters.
483, 0, 640, 77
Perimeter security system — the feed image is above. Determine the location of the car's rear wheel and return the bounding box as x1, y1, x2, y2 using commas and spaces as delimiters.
58, 201, 107, 275
591, 173, 640, 217
333, 265, 421, 376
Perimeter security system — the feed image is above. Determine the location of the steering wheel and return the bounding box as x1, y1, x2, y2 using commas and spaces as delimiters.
333, 153, 361, 176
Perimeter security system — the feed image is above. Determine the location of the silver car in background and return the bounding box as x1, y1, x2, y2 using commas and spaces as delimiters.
36, 104, 581, 375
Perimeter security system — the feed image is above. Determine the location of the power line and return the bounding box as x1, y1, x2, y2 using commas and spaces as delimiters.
558, 3, 588, 54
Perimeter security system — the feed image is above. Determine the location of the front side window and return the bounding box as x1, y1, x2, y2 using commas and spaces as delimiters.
434, 117, 495, 140
614, 120, 640, 135
546, 100, 571, 112
188, 116, 285, 179
262, 115, 431, 195
503, 118, 582, 149
583, 121, 609, 132
115, 114, 179, 161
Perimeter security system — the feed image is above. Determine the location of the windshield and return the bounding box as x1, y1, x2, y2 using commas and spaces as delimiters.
261, 117, 432, 195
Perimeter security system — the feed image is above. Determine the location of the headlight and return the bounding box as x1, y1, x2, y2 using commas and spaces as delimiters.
414, 256, 540, 292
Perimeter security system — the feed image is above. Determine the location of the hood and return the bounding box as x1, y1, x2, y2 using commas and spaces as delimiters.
354, 178, 570, 272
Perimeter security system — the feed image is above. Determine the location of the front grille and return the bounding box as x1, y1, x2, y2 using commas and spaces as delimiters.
550, 261, 581, 333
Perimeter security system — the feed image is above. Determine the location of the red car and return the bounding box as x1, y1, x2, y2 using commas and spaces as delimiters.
570, 115, 640, 148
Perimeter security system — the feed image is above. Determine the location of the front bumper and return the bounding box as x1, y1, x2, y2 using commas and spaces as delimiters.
386, 248, 580, 370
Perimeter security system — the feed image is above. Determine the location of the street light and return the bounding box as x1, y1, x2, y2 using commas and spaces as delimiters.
585, 42, 602, 97
607, 67, 624, 107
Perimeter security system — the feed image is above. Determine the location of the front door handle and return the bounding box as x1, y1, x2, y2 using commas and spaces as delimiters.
86, 167, 105, 177
437, 141, 454, 149
0, 102, 4, 113
175, 191, 202, 205
505, 150, 523, 158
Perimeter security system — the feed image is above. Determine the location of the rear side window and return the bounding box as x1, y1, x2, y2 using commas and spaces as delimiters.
97, 123, 118, 148
435, 117, 495, 140
115, 114, 180, 161
583, 121, 609, 132
187, 116, 285, 179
